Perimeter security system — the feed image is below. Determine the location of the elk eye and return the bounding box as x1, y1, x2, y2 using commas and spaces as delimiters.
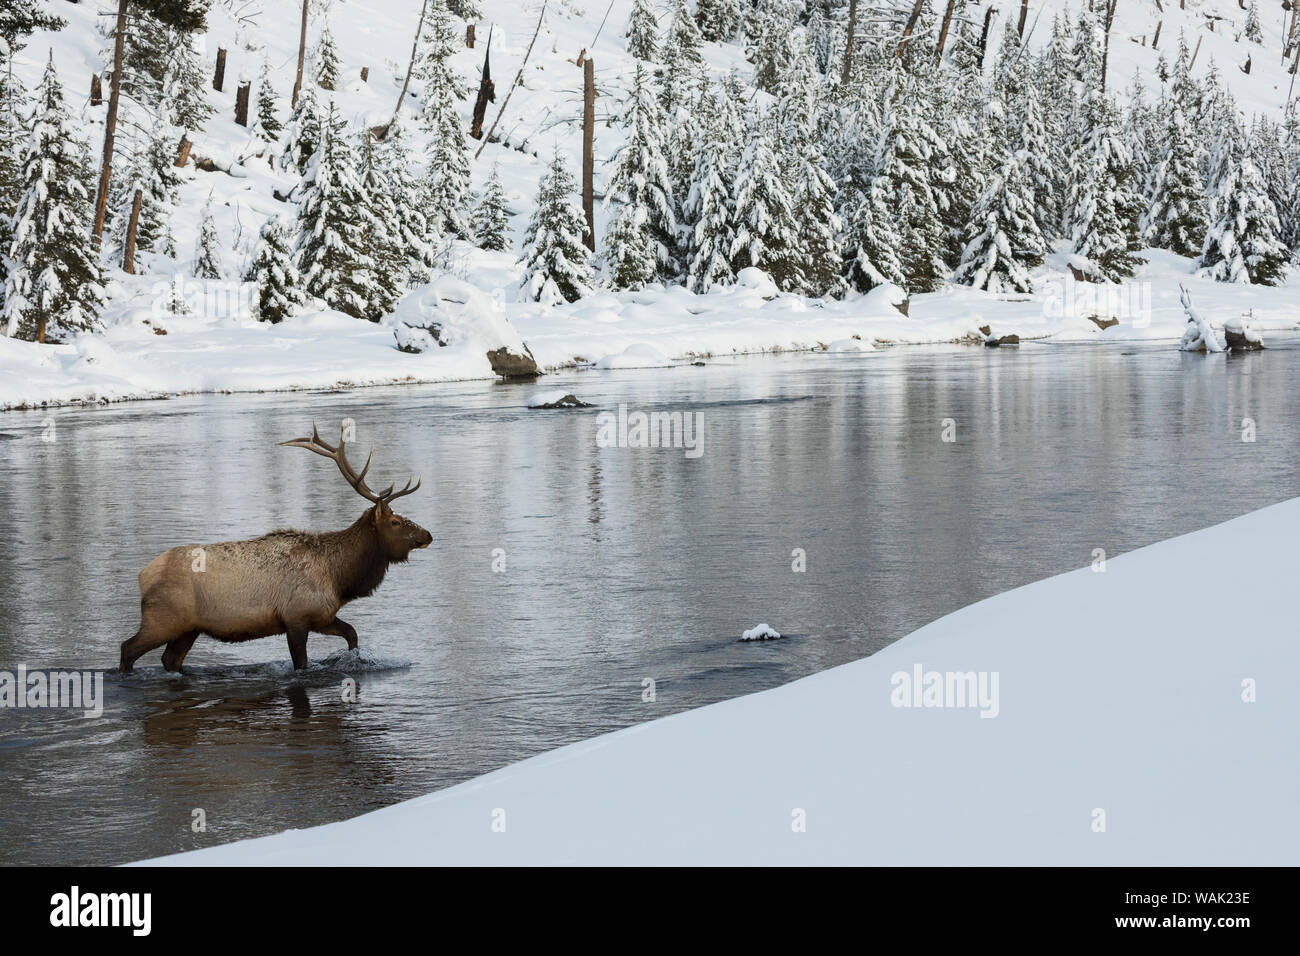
391, 519, 400, 526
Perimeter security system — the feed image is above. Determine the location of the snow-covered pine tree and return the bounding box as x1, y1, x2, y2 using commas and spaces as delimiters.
162, 27, 213, 134
294, 102, 389, 320
1242, 2, 1263, 44
873, 73, 947, 293
954, 148, 1047, 294
314, 17, 341, 91
681, 83, 736, 293
255, 58, 282, 141
3, 54, 105, 343
1069, 92, 1142, 281
357, 129, 406, 304
108, 125, 183, 264
660, 0, 704, 117
519, 151, 593, 304
1070, 5, 1105, 91
447, 0, 481, 19
1199, 123, 1290, 285
194, 195, 223, 279
471, 164, 510, 251
626, 0, 659, 61
281, 84, 322, 176
729, 110, 801, 288
244, 216, 304, 324
696, 0, 741, 43
419, 0, 471, 238
1018, 84, 1060, 240
842, 175, 907, 294
751, 0, 797, 92
374, 115, 437, 274
1142, 106, 1207, 258
605, 63, 678, 287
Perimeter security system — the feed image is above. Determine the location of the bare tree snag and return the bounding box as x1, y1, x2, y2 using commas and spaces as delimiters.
92, 0, 129, 248
471, 27, 495, 140
1100, 0, 1118, 92
1241, 54, 1251, 73
1018, 0, 1029, 37
122, 188, 143, 275
935, 0, 958, 65
1189, 34, 1203, 68
895, 0, 928, 59
214, 48, 227, 91
978, 7, 995, 61
582, 57, 595, 252
476, 2, 548, 160
360, 66, 369, 82
292, 0, 309, 106
235, 80, 251, 126
1152, 20, 1162, 49
467, 24, 475, 48
383, 0, 431, 139
90, 73, 102, 106
175, 135, 192, 168
842, 0, 858, 83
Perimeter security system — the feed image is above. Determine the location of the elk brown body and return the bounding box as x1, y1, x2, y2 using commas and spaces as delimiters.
119, 425, 432, 674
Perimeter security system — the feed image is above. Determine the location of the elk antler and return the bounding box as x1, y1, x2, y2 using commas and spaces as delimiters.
279, 422, 422, 507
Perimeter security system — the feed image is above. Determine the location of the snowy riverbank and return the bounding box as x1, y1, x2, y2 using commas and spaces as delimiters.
4, 248, 1297, 412
137, 497, 1300, 866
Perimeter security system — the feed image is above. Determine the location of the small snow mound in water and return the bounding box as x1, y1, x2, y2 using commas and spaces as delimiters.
316, 648, 414, 672
740, 623, 782, 642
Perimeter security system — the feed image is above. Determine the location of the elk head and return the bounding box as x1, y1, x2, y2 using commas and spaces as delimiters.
280, 423, 433, 561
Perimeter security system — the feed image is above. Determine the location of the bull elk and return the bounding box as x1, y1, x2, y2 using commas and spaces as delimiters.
118, 424, 432, 674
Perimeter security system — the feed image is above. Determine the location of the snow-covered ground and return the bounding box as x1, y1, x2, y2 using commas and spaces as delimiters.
4, 245, 1296, 410
136, 497, 1300, 866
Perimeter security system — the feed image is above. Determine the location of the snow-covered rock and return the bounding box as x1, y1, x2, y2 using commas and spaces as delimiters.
390, 276, 539, 376
825, 338, 871, 353
594, 343, 673, 370
740, 623, 782, 642
527, 390, 590, 409
1223, 317, 1264, 352
734, 268, 778, 298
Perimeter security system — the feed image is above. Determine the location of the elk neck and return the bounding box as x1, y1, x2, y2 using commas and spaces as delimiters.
331, 509, 392, 602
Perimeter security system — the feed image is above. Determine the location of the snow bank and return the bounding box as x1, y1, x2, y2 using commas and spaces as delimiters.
136, 498, 1300, 865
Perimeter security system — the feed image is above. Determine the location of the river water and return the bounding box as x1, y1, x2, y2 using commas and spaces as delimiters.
2, 338, 1298, 865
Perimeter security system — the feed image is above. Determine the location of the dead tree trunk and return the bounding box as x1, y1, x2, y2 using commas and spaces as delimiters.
235, 80, 251, 126
476, 2, 548, 159
842, 0, 858, 84
1152, 20, 1162, 50
383, 0, 431, 138
1018, 0, 1030, 37
214, 48, 227, 92
582, 57, 595, 252
360, 66, 369, 82
978, 7, 995, 61
175, 135, 192, 168
92, 0, 129, 248
895, 0, 928, 59
1100, 0, 1118, 92
1189, 33, 1203, 68
935, 0, 958, 66
292, 0, 309, 106
90, 73, 102, 106
122, 188, 143, 275
467, 24, 475, 48
471, 28, 495, 140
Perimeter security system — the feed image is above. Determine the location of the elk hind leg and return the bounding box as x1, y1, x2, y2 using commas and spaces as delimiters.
286, 626, 310, 670
317, 617, 358, 651
161, 631, 200, 673
120, 624, 177, 674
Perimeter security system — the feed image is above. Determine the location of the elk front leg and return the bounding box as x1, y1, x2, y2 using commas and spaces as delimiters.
286, 626, 310, 670
317, 617, 358, 650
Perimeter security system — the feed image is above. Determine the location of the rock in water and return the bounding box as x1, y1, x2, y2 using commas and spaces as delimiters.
985, 334, 1020, 347
1223, 318, 1264, 352
488, 346, 541, 378
527, 391, 591, 409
